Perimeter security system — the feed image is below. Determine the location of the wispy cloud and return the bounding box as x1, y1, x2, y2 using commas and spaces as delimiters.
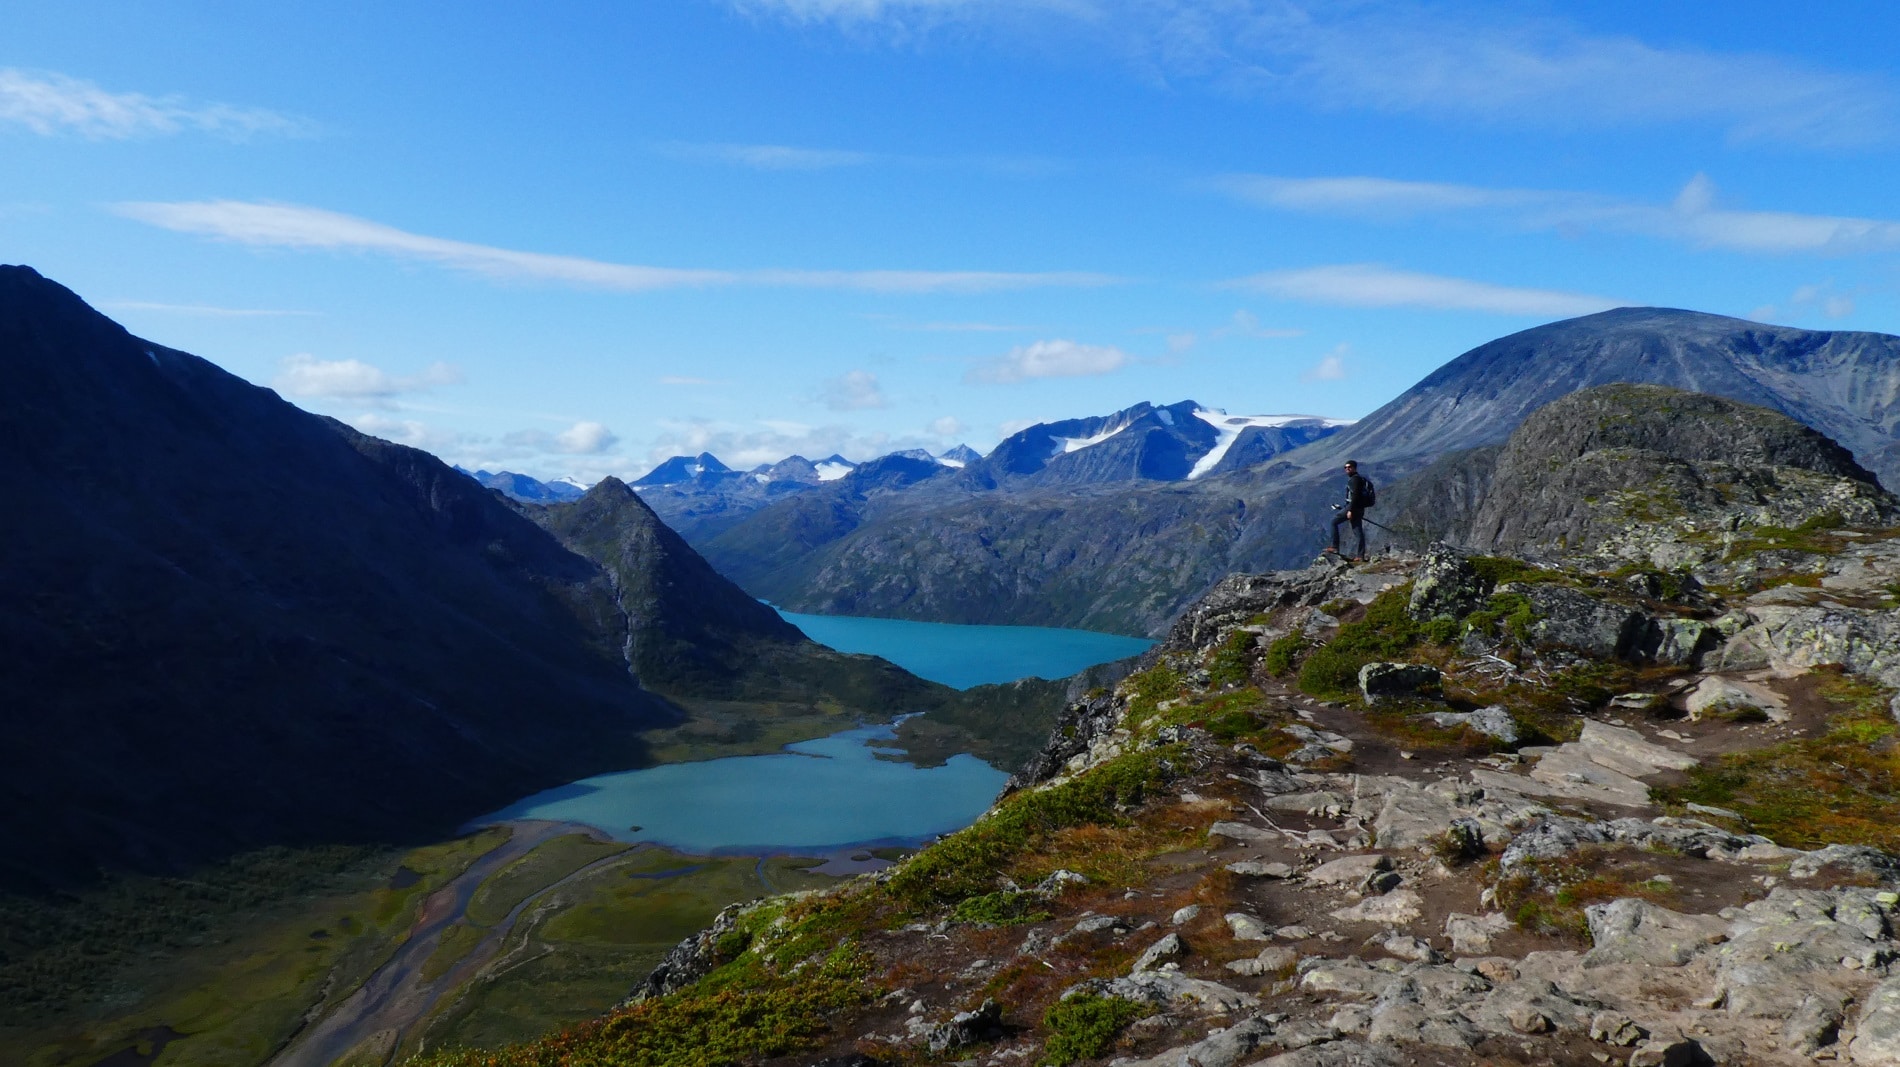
102, 300, 318, 318
112, 199, 1118, 294
1230, 264, 1618, 318
820, 369, 889, 410
965, 338, 1132, 384
0, 68, 312, 140
733, 2, 1896, 148
1216, 173, 1900, 256
1301, 343, 1349, 383
654, 140, 876, 169
505, 420, 621, 455
274, 354, 462, 402
644, 417, 943, 468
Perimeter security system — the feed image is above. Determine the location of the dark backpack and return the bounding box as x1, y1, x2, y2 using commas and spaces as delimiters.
1362, 477, 1376, 509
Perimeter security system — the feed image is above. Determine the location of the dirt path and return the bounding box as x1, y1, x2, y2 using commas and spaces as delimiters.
267, 820, 603, 1067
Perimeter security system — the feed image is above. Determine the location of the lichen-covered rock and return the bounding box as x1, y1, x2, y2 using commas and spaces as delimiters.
1510, 582, 1653, 661
1425, 705, 1519, 744
1408, 545, 1485, 621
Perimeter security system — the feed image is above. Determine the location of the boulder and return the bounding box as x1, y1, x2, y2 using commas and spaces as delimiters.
1854, 978, 1900, 1065
1332, 889, 1424, 925
1649, 618, 1720, 666
1683, 676, 1788, 723
1407, 545, 1485, 621
1307, 853, 1393, 887
1510, 582, 1652, 661
1225, 913, 1272, 941
1425, 705, 1519, 744
1444, 912, 1512, 955
1582, 899, 1728, 967
923, 998, 1003, 1054
1131, 932, 1185, 973
1358, 662, 1442, 701
1225, 945, 1299, 975
1111, 1016, 1275, 1067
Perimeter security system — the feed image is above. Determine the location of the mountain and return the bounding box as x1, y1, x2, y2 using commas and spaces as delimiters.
0, 267, 958, 890
709, 309, 1900, 636
437, 392, 1900, 1067
938, 444, 982, 467
459, 467, 589, 503
634, 451, 735, 487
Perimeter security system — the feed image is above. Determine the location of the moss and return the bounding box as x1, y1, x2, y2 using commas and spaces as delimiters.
953, 891, 1052, 926
411, 940, 875, 1067
1295, 585, 1430, 700
1205, 630, 1256, 689
1263, 632, 1308, 677
1041, 993, 1147, 1066
1319, 598, 1358, 617
1468, 556, 1546, 588
886, 747, 1178, 911
1465, 592, 1536, 645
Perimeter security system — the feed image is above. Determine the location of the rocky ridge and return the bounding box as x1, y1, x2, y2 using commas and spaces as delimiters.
416, 395, 1900, 1067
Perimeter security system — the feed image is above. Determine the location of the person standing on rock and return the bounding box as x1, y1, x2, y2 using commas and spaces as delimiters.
1327, 459, 1374, 561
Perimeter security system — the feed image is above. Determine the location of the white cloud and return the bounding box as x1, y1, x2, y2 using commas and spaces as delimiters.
1756, 282, 1859, 324
644, 418, 941, 469
930, 415, 965, 436
112, 200, 1119, 294
274, 354, 462, 401
101, 300, 318, 318
655, 140, 876, 169
734, 2, 1896, 148
557, 421, 619, 454
1229, 264, 1618, 318
0, 68, 311, 140
1301, 343, 1349, 383
348, 413, 467, 452
503, 420, 622, 455
1217, 172, 1900, 257
820, 369, 889, 410
965, 338, 1132, 384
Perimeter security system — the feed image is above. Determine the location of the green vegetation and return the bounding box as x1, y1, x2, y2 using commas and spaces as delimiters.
887, 747, 1178, 910
1263, 631, 1308, 677
1295, 585, 1436, 699
414, 940, 876, 1067
1468, 555, 1547, 588
1041, 993, 1147, 1066
1464, 591, 1535, 645
1206, 629, 1257, 688
1, 830, 508, 1067
466, 834, 628, 927
421, 850, 837, 1053
954, 890, 1052, 926
891, 676, 1073, 771
1656, 670, 1900, 851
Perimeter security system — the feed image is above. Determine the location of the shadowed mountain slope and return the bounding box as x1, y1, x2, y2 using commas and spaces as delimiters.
0, 267, 964, 890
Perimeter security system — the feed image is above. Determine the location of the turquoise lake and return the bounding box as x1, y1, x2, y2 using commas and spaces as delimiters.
776, 609, 1153, 690
479, 613, 1153, 852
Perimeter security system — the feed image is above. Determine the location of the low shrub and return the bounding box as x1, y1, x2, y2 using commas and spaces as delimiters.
1041, 993, 1147, 1066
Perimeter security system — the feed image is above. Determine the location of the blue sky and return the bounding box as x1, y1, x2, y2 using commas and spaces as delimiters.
6, 1, 1899, 481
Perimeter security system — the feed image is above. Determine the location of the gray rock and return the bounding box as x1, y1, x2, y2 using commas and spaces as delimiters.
1627, 1037, 1702, 1067
1255, 1040, 1401, 1066
1358, 662, 1443, 701
1209, 821, 1278, 847
1374, 933, 1443, 963
1511, 582, 1652, 661
1582, 899, 1728, 967
1782, 993, 1845, 1056
1500, 816, 1611, 870
1307, 853, 1393, 886
1426, 705, 1519, 744
1684, 676, 1788, 722
1131, 932, 1185, 973
1444, 912, 1512, 955
1170, 904, 1202, 925
1574, 720, 1699, 774
1225, 945, 1299, 975
1111, 1016, 1275, 1067
923, 998, 1002, 1054
1227, 861, 1295, 879
1225, 913, 1272, 941
1790, 843, 1900, 882
1588, 1009, 1647, 1046
1332, 889, 1424, 925
1408, 545, 1485, 621
1651, 618, 1720, 666
1094, 971, 1260, 1014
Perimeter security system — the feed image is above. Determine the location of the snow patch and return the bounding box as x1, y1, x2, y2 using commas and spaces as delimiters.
937, 456, 966, 468
753, 472, 770, 483
1155, 407, 1174, 426
554, 476, 591, 490
1053, 423, 1128, 456
1186, 409, 1353, 480
815, 461, 853, 481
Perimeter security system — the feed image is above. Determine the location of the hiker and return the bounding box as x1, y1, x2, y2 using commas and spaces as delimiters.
1327, 459, 1374, 561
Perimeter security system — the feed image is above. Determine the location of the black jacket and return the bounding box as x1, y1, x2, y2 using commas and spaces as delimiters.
1344, 472, 1372, 511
